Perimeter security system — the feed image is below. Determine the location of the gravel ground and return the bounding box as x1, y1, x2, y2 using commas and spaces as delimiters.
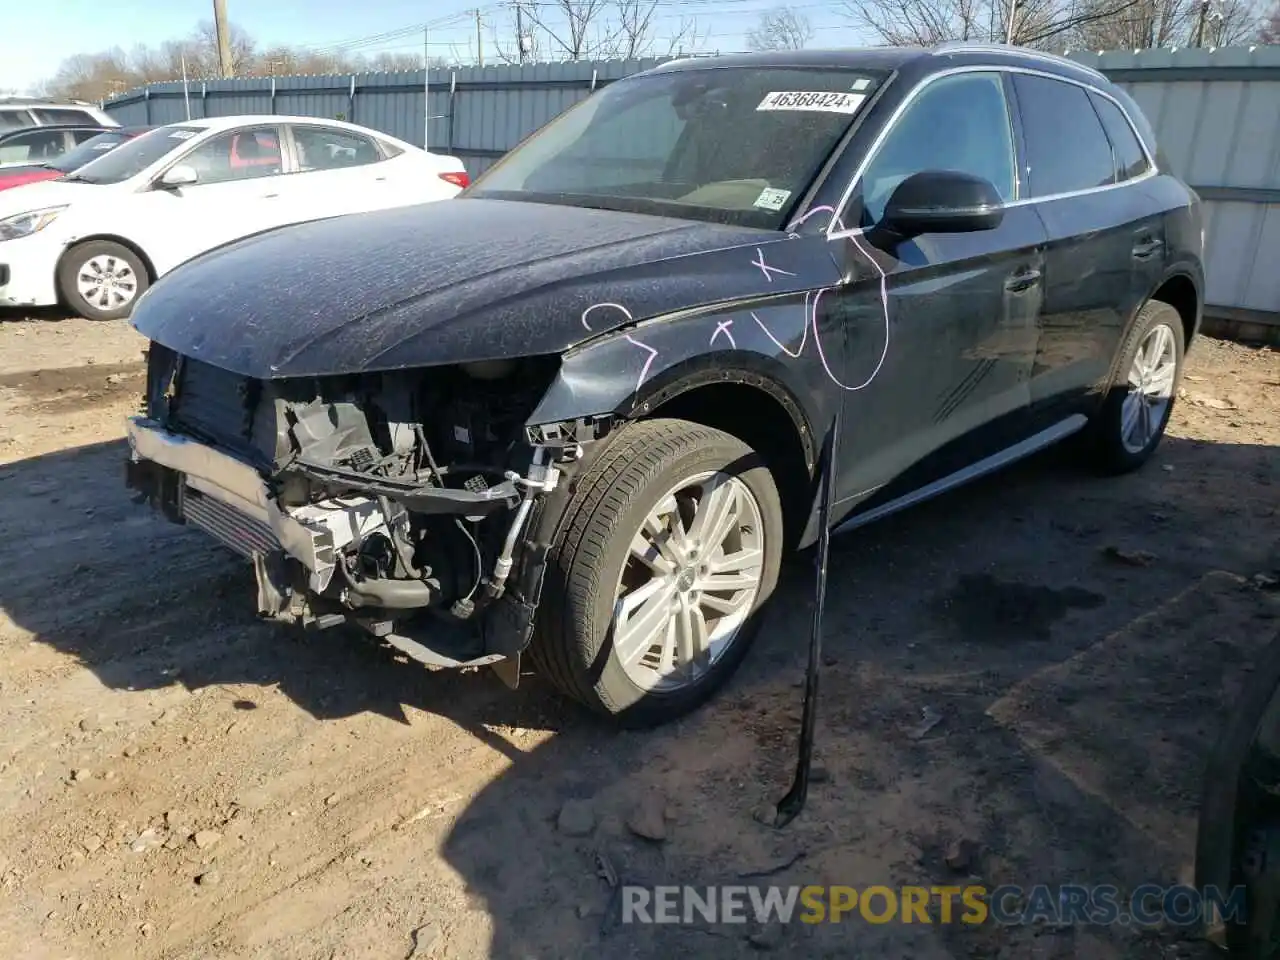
0, 315, 1277, 960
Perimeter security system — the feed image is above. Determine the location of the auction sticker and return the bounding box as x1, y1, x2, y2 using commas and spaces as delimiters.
756, 91, 865, 114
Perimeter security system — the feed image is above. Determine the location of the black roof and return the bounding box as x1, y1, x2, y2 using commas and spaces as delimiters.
653, 47, 925, 73
0, 122, 112, 142
649, 43, 1108, 88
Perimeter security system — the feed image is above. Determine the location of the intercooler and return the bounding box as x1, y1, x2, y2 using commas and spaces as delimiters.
182, 483, 280, 558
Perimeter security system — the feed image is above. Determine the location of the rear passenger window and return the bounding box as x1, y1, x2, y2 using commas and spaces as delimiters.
1012, 74, 1114, 198
0, 109, 34, 131
33, 108, 97, 125
1088, 91, 1151, 182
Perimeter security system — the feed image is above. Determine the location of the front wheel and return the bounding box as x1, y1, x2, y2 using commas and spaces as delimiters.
1085, 299, 1184, 474
530, 418, 785, 727
57, 240, 150, 321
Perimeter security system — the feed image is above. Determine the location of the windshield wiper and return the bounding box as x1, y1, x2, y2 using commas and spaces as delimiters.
58, 173, 93, 183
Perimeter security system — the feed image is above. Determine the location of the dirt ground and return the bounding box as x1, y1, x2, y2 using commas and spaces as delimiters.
0, 315, 1277, 960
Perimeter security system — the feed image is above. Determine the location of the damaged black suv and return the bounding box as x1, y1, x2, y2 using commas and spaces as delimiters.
125, 44, 1204, 726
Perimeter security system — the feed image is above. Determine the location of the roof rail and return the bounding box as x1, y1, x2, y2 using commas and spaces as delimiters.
929, 40, 1107, 81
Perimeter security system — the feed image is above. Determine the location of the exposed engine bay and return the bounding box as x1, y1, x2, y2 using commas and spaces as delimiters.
125, 343, 614, 675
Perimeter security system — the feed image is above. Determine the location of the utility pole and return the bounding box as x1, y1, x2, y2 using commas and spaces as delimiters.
1193, 0, 1209, 45
515, 2, 526, 64
213, 0, 234, 77
1005, 0, 1017, 44
475, 8, 484, 67
430, 24, 435, 152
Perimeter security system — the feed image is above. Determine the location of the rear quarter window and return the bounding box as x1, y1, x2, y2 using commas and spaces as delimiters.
1088, 91, 1151, 182
1012, 73, 1115, 198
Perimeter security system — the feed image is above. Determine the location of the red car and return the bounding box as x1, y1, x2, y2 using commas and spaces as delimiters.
0, 126, 153, 192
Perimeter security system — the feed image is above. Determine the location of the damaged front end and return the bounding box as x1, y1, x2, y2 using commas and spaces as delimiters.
125, 344, 613, 681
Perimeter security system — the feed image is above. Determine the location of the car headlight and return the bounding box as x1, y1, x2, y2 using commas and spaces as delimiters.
0, 206, 67, 241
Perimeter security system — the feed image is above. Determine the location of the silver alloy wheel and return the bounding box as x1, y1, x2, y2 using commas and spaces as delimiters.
611, 470, 765, 692
1121, 322, 1178, 454
76, 254, 138, 312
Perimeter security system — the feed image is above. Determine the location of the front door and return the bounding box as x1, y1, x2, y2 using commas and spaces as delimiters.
826, 70, 1046, 508
131, 125, 291, 276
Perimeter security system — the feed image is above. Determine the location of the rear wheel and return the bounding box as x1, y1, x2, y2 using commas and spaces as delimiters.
530, 418, 785, 727
1085, 299, 1184, 474
57, 240, 149, 321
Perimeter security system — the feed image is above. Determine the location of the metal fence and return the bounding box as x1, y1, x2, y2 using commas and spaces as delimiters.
1068, 46, 1280, 337
103, 47, 1280, 334
100, 59, 669, 177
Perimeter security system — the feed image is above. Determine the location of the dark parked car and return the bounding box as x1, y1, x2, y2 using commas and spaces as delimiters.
124, 43, 1205, 726
0, 126, 153, 192
1198, 628, 1280, 957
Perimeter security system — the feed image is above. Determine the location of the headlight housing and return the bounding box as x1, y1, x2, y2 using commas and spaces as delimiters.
0, 206, 67, 241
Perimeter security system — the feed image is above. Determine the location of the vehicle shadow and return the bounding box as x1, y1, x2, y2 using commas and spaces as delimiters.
0, 430, 1276, 958
0, 305, 76, 323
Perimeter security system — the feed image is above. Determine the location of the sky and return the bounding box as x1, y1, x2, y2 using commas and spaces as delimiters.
0, 0, 865, 95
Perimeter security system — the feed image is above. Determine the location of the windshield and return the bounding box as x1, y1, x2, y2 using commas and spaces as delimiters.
62, 125, 204, 185
468, 66, 884, 228
48, 130, 143, 173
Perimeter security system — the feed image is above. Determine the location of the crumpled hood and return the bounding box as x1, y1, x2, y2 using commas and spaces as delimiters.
131, 197, 825, 379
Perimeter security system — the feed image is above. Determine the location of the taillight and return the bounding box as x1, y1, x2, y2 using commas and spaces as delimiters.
438, 171, 469, 188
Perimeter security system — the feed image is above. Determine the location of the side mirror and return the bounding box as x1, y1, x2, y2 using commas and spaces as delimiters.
877, 170, 1004, 242
158, 164, 198, 189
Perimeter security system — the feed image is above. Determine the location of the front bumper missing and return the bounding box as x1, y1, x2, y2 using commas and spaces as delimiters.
125, 416, 558, 674
126, 416, 386, 594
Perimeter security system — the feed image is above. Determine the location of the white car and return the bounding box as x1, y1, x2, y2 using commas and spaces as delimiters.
0, 115, 468, 320
0, 97, 118, 131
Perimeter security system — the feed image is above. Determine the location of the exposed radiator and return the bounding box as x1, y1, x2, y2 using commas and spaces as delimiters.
182, 485, 279, 558
171, 359, 260, 453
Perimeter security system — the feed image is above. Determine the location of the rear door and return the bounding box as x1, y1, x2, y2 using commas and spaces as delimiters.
1088, 89, 1166, 322
1010, 72, 1158, 427
829, 69, 1046, 506
281, 124, 412, 219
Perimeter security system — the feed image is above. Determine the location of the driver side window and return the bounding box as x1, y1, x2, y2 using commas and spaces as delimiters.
856, 72, 1016, 228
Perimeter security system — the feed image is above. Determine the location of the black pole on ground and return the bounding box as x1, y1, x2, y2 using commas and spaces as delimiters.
773, 409, 840, 829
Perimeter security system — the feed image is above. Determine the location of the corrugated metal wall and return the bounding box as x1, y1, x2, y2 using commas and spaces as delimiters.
105, 48, 1280, 326
102, 59, 668, 177
1069, 46, 1280, 327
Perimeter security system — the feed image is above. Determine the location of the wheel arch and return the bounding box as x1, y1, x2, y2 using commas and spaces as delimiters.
57, 234, 158, 290
640, 370, 818, 551
1148, 270, 1201, 352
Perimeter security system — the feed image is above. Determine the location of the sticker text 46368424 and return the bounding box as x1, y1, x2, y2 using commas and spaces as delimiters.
756, 91, 867, 114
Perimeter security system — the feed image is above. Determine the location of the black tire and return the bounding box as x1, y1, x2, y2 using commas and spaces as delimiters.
57, 240, 150, 321
529, 418, 785, 727
1084, 299, 1185, 475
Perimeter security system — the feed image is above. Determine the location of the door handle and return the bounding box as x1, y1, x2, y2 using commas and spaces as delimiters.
1132, 237, 1164, 260
260, 192, 280, 199
1004, 268, 1042, 293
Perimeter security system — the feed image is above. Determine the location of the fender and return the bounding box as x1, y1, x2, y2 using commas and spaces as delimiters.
525, 299, 833, 473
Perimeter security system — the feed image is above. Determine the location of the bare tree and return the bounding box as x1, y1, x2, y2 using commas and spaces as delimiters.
746, 6, 816, 49
522, 0, 618, 59
1071, 0, 1260, 47
838, 0, 1252, 49
490, 3, 544, 64
1263, 0, 1280, 38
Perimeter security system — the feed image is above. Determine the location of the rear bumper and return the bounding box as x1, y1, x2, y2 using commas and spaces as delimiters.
0, 233, 60, 308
